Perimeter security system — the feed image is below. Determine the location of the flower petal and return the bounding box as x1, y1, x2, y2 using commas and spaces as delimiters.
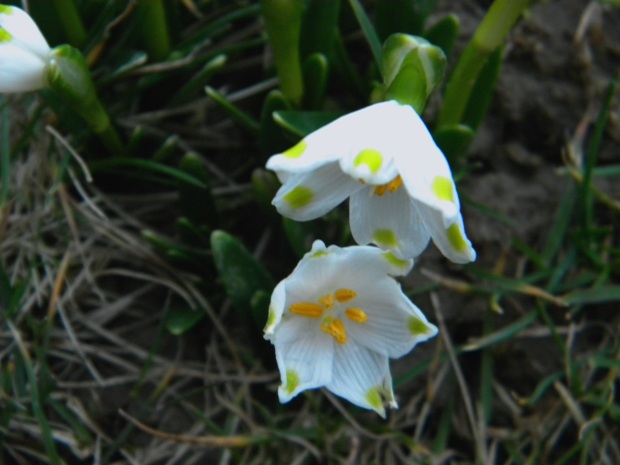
264, 280, 286, 338
0, 6, 50, 60
390, 105, 460, 224
337, 101, 414, 184
350, 184, 431, 259
0, 43, 47, 92
284, 242, 413, 299
414, 200, 476, 264
346, 278, 438, 358
273, 316, 334, 403
326, 341, 393, 417
271, 161, 363, 221
266, 113, 359, 175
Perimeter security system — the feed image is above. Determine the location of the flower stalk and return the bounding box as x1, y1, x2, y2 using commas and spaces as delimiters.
436, 0, 530, 130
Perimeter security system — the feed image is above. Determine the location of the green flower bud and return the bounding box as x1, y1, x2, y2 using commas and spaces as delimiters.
380, 33, 446, 113
47, 44, 110, 133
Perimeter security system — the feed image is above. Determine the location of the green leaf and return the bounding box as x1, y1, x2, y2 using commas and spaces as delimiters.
178, 152, 219, 228
0, 261, 29, 320
424, 14, 460, 57
251, 291, 272, 330
211, 230, 274, 328
109, 51, 149, 80
582, 77, 618, 234
152, 135, 179, 162
273, 110, 343, 137
564, 285, 620, 305
88, 157, 207, 188
251, 168, 281, 222
432, 124, 474, 163
376, 0, 437, 40
165, 306, 205, 335
205, 86, 260, 134
49, 398, 93, 445
300, 0, 341, 59
170, 54, 227, 105
176, 217, 211, 248
542, 186, 576, 266
302, 53, 329, 110
260, 0, 305, 105
283, 217, 316, 258
461, 311, 538, 352
260, 90, 292, 158
461, 46, 503, 131
347, 0, 382, 66
141, 230, 208, 268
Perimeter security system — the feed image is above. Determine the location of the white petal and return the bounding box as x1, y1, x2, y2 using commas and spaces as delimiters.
349, 184, 431, 259
273, 317, 334, 403
0, 43, 47, 92
286, 242, 412, 296
0, 6, 50, 60
271, 161, 363, 221
391, 105, 460, 224
275, 241, 346, 314
414, 200, 476, 264
266, 114, 357, 174
263, 280, 286, 338
326, 341, 393, 417
346, 278, 438, 358
337, 101, 414, 185
267, 101, 411, 186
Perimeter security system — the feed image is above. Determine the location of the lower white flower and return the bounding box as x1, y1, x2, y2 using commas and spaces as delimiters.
264, 240, 438, 417
0, 5, 51, 93
266, 100, 476, 264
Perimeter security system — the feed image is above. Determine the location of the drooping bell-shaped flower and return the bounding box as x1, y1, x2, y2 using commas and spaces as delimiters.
266, 100, 476, 264
264, 240, 438, 417
0, 4, 51, 93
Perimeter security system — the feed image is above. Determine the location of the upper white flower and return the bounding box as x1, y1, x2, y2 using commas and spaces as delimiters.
264, 240, 438, 417
266, 100, 476, 264
0, 4, 51, 93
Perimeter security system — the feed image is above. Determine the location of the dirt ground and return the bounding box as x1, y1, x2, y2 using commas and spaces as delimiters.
445, 0, 619, 251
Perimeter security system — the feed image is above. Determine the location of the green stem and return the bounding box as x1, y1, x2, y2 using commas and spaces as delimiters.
260, 0, 304, 106
136, 0, 171, 62
52, 0, 87, 48
1, 96, 10, 207
96, 116, 125, 156
436, 0, 529, 130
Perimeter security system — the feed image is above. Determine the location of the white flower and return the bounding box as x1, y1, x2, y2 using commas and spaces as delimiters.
0, 4, 51, 93
264, 240, 438, 417
266, 100, 476, 264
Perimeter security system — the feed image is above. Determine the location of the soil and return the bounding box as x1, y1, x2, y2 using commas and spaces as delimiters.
446, 0, 619, 251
